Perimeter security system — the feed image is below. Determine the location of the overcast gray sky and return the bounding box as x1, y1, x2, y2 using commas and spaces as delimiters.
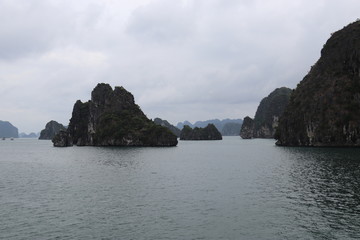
1, 0, 359, 133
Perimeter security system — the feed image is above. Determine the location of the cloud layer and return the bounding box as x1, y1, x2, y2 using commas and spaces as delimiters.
1, 0, 360, 133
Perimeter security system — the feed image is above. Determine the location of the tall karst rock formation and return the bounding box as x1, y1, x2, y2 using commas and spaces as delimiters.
53, 83, 178, 147
240, 87, 292, 139
276, 21, 360, 146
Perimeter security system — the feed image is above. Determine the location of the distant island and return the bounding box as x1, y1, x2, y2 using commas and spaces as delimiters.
177, 119, 243, 136
240, 87, 292, 139
0, 120, 19, 138
20, 132, 39, 138
53, 83, 178, 147
221, 122, 242, 136
180, 124, 222, 140
276, 21, 360, 147
154, 118, 181, 137
39, 120, 66, 140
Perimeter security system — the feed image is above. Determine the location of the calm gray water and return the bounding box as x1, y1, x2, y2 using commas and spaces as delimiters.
1, 137, 360, 240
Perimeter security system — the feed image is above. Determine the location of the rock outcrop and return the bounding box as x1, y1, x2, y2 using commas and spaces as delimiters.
240, 117, 254, 139
240, 87, 292, 139
0, 120, 18, 138
39, 120, 66, 140
154, 118, 181, 137
52, 130, 73, 147
180, 124, 222, 140
53, 83, 178, 147
276, 21, 360, 147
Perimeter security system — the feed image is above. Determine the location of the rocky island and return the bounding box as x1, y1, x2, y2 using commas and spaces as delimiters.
240, 87, 292, 139
275, 21, 360, 147
239, 116, 255, 139
39, 120, 66, 140
180, 124, 222, 140
53, 83, 178, 147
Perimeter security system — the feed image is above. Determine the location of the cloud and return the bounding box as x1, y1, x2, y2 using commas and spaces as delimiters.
119, 0, 360, 124
1, 0, 360, 132
0, 1, 69, 59
0, 45, 108, 131
126, 0, 195, 44
0, 0, 110, 60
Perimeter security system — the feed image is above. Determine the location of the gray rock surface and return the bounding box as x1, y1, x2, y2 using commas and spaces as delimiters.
39, 120, 66, 140
240, 117, 254, 139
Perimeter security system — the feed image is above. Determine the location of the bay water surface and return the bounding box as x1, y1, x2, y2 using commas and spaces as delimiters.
1, 137, 360, 239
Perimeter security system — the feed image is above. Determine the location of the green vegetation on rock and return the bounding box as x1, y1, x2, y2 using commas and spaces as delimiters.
276, 21, 360, 146
53, 83, 178, 147
154, 118, 181, 137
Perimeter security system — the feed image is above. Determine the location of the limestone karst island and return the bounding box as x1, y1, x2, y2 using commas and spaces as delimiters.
180, 124, 223, 140
240, 87, 292, 139
49, 20, 360, 148
275, 21, 360, 147
53, 83, 178, 147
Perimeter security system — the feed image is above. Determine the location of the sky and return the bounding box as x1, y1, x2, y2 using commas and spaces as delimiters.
1, 0, 360, 133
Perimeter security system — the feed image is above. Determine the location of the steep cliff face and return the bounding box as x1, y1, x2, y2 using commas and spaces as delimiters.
39, 120, 66, 140
240, 87, 292, 139
53, 83, 178, 147
276, 21, 360, 147
180, 124, 222, 140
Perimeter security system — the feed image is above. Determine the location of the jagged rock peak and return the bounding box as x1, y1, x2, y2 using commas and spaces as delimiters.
276, 20, 360, 147
91, 83, 136, 110
53, 83, 178, 147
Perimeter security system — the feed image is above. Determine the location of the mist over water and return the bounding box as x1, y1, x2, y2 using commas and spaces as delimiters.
1, 138, 360, 239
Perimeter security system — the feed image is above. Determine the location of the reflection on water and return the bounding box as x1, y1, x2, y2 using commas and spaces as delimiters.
278, 147, 360, 239
85, 147, 145, 168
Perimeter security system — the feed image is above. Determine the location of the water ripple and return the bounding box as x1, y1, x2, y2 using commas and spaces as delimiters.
1, 139, 360, 239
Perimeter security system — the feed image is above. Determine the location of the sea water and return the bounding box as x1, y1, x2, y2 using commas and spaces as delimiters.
1, 137, 360, 239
